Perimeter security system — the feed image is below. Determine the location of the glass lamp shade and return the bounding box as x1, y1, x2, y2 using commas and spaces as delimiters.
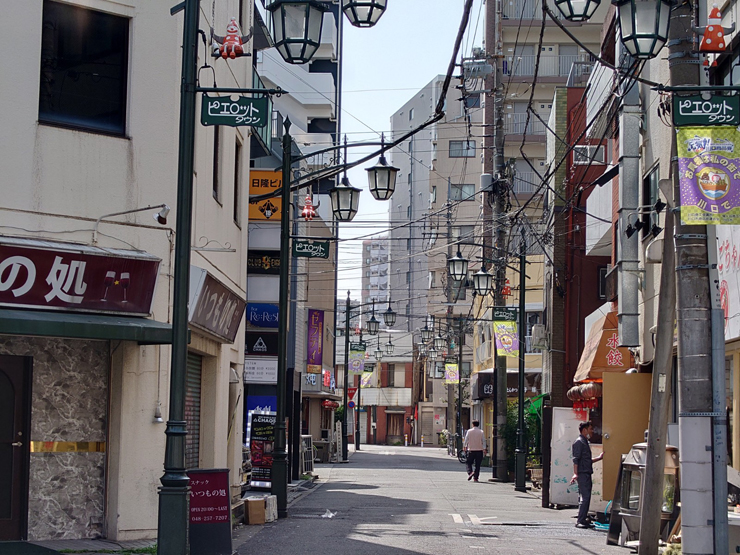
428, 348, 438, 360
374, 348, 383, 360
268, 0, 329, 64
341, 0, 387, 27
418, 343, 427, 355
329, 176, 362, 222
383, 304, 397, 327
421, 325, 433, 342
385, 339, 394, 355
473, 268, 493, 297
366, 155, 399, 201
434, 334, 446, 352
447, 250, 469, 282
367, 315, 380, 335
613, 0, 672, 59
554, 0, 601, 21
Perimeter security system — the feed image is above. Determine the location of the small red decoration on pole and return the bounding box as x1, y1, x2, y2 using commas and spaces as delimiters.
299, 194, 319, 221
212, 18, 253, 59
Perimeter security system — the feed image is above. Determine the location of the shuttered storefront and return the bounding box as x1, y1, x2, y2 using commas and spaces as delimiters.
185, 353, 202, 469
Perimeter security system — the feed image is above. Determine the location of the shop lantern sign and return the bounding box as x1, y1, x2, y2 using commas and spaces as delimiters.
201, 95, 268, 127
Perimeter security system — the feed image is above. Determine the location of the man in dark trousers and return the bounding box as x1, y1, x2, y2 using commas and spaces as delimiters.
463, 420, 487, 482
570, 420, 603, 528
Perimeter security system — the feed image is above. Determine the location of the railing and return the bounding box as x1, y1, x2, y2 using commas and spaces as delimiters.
503, 0, 565, 19
504, 114, 547, 136
271, 110, 283, 141
503, 55, 579, 77
512, 172, 537, 194
567, 61, 595, 87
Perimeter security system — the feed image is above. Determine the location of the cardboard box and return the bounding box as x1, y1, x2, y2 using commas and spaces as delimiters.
245, 497, 265, 525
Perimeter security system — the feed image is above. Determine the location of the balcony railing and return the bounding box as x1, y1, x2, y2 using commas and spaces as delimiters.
512, 172, 537, 194
504, 113, 546, 135
503, 0, 564, 19
503, 55, 579, 78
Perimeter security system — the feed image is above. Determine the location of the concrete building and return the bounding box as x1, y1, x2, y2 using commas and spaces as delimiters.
0, 0, 253, 542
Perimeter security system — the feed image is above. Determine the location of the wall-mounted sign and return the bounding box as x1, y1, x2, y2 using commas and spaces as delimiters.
201, 95, 268, 127
493, 307, 518, 321
244, 357, 278, 384
248, 412, 276, 489
249, 170, 282, 221
673, 94, 740, 127
307, 309, 324, 374
247, 250, 280, 275
292, 239, 330, 259
246, 303, 279, 329
0, 237, 160, 316
189, 267, 246, 343
245, 330, 278, 357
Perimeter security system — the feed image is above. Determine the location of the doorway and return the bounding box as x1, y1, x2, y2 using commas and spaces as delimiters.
0, 355, 32, 541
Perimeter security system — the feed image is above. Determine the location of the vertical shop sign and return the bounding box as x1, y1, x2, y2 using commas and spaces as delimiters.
493, 320, 519, 358
307, 309, 324, 374
248, 412, 276, 489
188, 468, 232, 555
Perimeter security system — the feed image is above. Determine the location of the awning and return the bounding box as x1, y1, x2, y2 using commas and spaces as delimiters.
302, 390, 342, 400
573, 311, 632, 383
384, 408, 408, 414
0, 308, 172, 345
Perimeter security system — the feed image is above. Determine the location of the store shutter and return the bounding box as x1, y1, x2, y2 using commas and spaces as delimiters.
185, 353, 202, 469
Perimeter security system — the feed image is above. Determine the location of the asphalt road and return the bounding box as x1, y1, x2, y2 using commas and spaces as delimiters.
234, 444, 629, 555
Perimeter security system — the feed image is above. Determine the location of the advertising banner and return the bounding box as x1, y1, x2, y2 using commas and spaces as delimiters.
249, 170, 282, 221
348, 348, 365, 376
717, 225, 740, 341
307, 309, 324, 374
444, 363, 459, 384
248, 411, 276, 489
677, 126, 740, 224
188, 468, 232, 555
360, 371, 374, 388
493, 321, 519, 358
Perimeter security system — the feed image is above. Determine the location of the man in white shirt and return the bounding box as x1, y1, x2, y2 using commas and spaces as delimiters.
463, 420, 487, 482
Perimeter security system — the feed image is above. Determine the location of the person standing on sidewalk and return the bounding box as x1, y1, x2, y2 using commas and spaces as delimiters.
570, 420, 603, 528
463, 420, 486, 482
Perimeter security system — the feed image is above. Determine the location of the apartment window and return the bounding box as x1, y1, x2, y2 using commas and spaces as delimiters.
408, 173, 412, 185
388, 364, 395, 387
450, 183, 475, 201
431, 186, 437, 204
429, 271, 437, 288
366, 271, 370, 277
598, 266, 608, 299
463, 94, 481, 109
573, 145, 605, 165
453, 225, 475, 240
366, 258, 371, 264
642, 166, 660, 236
234, 139, 242, 225
213, 126, 221, 201
409, 108, 414, 121
449, 140, 476, 158
39, 1, 129, 135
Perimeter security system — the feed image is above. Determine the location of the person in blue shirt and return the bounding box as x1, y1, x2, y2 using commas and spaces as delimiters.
570, 420, 603, 528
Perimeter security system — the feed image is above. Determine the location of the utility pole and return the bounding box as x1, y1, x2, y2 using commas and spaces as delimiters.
342, 291, 351, 462
457, 317, 465, 451
515, 227, 527, 492
485, 0, 509, 482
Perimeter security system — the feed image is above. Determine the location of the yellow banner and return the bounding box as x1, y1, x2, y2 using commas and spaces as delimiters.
249, 169, 282, 221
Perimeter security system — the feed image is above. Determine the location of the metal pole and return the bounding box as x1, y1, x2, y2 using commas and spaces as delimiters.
355, 373, 362, 450
271, 119, 293, 518
157, 1, 198, 552
515, 231, 527, 492
342, 292, 351, 462
457, 317, 464, 454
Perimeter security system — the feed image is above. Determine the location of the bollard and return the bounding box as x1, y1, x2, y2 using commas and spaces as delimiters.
404, 434, 408, 447
421, 435, 424, 447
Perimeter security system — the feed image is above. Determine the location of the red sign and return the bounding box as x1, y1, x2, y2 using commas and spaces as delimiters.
347, 387, 358, 400
0, 238, 159, 316
187, 468, 230, 524
189, 267, 246, 343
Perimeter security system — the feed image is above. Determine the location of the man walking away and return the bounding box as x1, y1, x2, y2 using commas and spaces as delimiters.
570, 420, 603, 528
463, 420, 486, 482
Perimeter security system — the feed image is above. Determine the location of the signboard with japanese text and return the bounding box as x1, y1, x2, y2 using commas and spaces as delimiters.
493, 307, 518, 321
493, 321, 519, 358
292, 239, 331, 259
307, 309, 324, 374
201, 95, 268, 127
717, 225, 740, 342
444, 363, 459, 384
0, 238, 159, 316
248, 412, 276, 488
247, 250, 280, 275
246, 302, 279, 329
249, 170, 282, 221
677, 126, 740, 224
673, 94, 740, 127
189, 267, 246, 343
188, 468, 232, 555
244, 357, 278, 384
245, 330, 278, 357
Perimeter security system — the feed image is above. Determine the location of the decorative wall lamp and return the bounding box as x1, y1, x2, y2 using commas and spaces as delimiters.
612, 0, 672, 59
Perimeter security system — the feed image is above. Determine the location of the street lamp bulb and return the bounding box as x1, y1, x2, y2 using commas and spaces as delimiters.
554, 0, 601, 21
268, 0, 330, 65
428, 348, 438, 360
342, 0, 388, 27
448, 250, 469, 282
612, 0, 672, 59
367, 315, 380, 335
434, 334, 446, 352
385, 339, 394, 355
383, 302, 397, 327
421, 325, 433, 342
330, 176, 362, 222
366, 155, 399, 201
473, 267, 493, 297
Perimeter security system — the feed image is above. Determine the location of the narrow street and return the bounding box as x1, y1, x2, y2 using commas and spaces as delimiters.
235, 445, 628, 555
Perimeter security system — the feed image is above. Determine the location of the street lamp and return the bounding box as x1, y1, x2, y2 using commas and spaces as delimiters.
553, 0, 601, 21
434, 327, 447, 352
374, 336, 384, 361
366, 134, 399, 201
473, 266, 493, 297
342, 0, 388, 27
383, 299, 397, 327
421, 324, 433, 343
428, 347, 438, 360
329, 174, 362, 222
366, 300, 380, 335
385, 335, 394, 355
448, 249, 469, 282
418, 342, 427, 355
267, 0, 329, 65
612, 0, 672, 59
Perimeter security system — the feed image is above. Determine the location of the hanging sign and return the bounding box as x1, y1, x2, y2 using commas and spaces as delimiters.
350, 341, 367, 351
493, 320, 519, 358
201, 95, 268, 127
672, 95, 740, 127
306, 309, 324, 374
360, 371, 374, 388
677, 126, 740, 224
249, 170, 282, 221
348, 348, 365, 376
493, 307, 518, 321
292, 239, 331, 259
445, 363, 459, 384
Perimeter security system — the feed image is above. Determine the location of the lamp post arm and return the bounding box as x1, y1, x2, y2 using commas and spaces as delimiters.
93, 204, 169, 244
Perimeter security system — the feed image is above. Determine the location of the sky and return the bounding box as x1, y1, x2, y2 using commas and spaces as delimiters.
336, 0, 484, 297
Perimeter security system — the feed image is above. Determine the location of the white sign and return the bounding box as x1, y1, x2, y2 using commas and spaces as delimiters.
244, 357, 278, 384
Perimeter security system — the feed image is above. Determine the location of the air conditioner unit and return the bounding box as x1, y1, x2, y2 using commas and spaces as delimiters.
531, 324, 548, 350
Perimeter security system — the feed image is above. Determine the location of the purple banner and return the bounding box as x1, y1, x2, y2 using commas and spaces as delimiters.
307, 309, 324, 374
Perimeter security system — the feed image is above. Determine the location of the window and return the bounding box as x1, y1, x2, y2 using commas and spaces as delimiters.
407, 206, 411, 218
409, 108, 414, 121
573, 145, 605, 165
452, 226, 475, 240
598, 266, 608, 299
451, 183, 475, 201
431, 186, 437, 204
388, 364, 395, 387
213, 126, 221, 201
642, 166, 660, 236
234, 139, 242, 225
449, 140, 476, 158
463, 94, 481, 109
406, 238, 411, 250
39, 1, 129, 135
429, 271, 436, 287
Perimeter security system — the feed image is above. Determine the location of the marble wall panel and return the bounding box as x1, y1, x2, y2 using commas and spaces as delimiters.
0, 335, 108, 540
